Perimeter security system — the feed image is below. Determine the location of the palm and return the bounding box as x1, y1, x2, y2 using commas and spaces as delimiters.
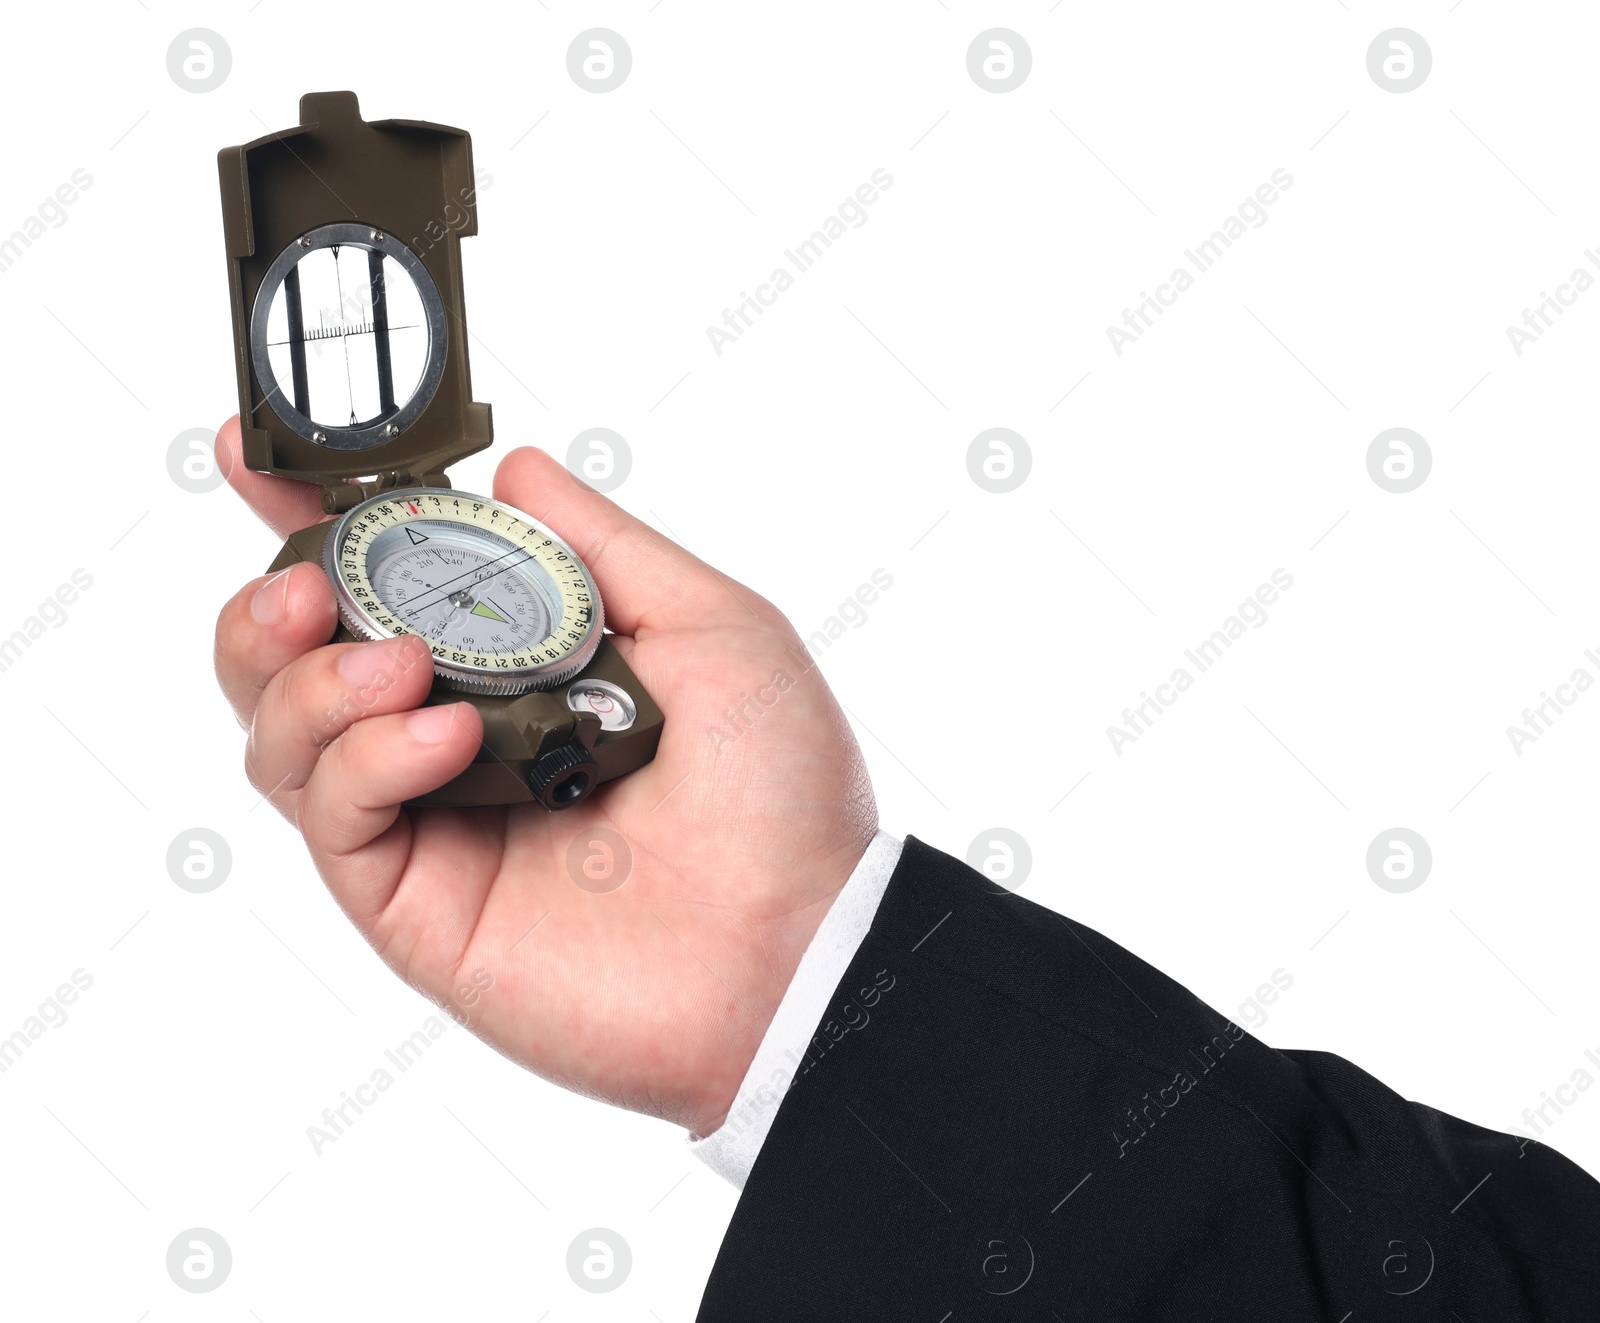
215, 420, 875, 1136
373, 618, 871, 1133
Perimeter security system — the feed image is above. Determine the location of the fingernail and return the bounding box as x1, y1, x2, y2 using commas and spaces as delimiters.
251, 568, 293, 625
407, 703, 460, 744
339, 638, 407, 687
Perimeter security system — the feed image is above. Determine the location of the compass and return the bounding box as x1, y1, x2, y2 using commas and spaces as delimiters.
324, 488, 603, 696
219, 92, 662, 809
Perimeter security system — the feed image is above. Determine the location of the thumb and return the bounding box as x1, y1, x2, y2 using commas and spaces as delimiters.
492, 446, 769, 634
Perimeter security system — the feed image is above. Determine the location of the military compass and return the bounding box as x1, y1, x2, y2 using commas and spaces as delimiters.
218, 92, 662, 808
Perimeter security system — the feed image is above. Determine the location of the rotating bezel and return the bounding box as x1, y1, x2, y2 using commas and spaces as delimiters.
322, 487, 605, 696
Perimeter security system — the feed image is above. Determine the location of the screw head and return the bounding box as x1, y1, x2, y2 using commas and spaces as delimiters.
370, 229, 384, 243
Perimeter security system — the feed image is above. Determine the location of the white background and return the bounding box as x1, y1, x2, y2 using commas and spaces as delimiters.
2, 2, 1597, 1317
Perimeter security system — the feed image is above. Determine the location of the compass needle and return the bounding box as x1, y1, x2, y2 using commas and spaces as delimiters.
332, 244, 357, 426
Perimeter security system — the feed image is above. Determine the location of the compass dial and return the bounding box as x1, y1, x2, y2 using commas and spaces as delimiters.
324, 489, 604, 695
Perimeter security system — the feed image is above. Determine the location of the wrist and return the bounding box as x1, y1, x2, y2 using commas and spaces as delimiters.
685, 827, 878, 1139
685, 829, 904, 1169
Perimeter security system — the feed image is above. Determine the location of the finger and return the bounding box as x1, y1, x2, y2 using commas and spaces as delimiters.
214, 562, 340, 729
297, 702, 484, 922
245, 634, 437, 808
216, 414, 328, 540
494, 446, 777, 635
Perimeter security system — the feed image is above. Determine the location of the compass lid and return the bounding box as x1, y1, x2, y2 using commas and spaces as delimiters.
218, 91, 491, 508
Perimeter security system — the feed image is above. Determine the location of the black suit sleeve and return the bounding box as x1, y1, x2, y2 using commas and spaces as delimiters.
696, 837, 1600, 1321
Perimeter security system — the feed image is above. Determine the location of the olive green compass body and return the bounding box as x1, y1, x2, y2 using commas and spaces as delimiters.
219, 91, 661, 808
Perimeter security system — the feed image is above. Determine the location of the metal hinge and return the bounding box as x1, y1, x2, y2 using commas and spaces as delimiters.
321, 469, 451, 514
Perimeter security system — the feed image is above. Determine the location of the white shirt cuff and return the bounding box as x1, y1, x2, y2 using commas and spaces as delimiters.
687, 829, 904, 1189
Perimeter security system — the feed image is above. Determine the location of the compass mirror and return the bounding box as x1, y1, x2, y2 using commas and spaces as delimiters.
248, 223, 448, 452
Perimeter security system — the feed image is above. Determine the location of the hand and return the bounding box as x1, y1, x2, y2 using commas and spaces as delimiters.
211, 416, 878, 1136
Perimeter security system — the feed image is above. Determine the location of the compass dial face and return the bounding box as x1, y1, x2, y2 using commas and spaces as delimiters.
324, 489, 604, 695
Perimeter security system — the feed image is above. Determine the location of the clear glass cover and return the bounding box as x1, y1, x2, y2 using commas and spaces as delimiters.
365, 519, 561, 655
264, 245, 429, 430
